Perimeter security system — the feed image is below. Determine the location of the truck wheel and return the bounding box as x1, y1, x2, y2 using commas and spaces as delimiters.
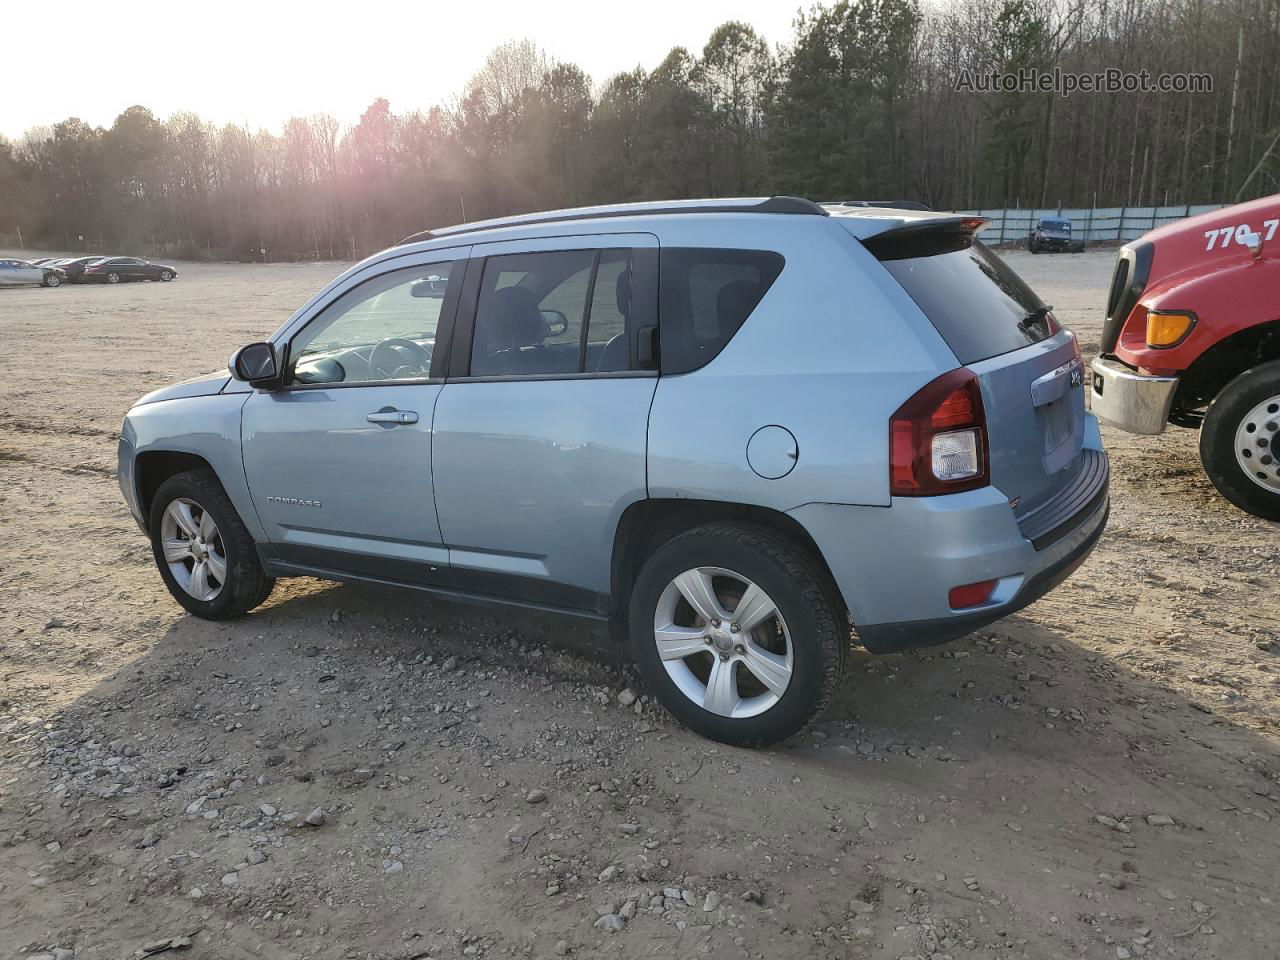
149, 468, 275, 619
628, 523, 846, 747
1200, 359, 1280, 521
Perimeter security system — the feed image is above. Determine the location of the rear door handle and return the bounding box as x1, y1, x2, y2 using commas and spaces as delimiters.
367, 409, 418, 424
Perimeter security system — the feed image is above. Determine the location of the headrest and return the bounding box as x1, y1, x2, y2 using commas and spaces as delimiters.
487, 286, 544, 348
615, 269, 632, 319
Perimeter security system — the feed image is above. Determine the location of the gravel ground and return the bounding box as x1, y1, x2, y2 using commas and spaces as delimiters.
1, 248, 1278, 960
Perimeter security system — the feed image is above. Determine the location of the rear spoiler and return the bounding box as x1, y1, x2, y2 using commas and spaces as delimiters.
831, 200, 933, 211
870, 215, 989, 239
861, 215, 991, 261
829, 206, 990, 242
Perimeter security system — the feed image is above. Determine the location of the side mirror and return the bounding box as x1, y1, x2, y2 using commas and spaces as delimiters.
540, 309, 569, 337
1242, 231, 1263, 259
229, 342, 279, 386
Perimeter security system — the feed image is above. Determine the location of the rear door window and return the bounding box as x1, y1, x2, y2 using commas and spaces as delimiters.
468, 248, 652, 377
659, 248, 784, 374
471, 250, 593, 377
865, 232, 1058, 364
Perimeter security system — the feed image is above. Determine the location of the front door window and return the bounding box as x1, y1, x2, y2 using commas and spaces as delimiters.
290, 262, 456, 384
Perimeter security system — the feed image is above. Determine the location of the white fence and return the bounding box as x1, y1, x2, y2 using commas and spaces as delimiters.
955, 204, 1224, 245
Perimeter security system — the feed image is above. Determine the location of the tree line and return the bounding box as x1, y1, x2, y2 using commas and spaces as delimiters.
2, 0, 1277, 261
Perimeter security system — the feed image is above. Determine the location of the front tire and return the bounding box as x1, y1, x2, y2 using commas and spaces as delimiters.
149, 468, 275, 619
160, 270, 173, 281
628, 523, 846, 746
1199, 360, 1280, 521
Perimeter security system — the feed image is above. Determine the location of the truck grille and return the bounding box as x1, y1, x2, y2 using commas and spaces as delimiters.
1100, 241, 1153, 354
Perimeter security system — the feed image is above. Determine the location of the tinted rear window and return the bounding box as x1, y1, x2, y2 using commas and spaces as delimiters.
865, 232, 1057, 364
660, 248, 784, 374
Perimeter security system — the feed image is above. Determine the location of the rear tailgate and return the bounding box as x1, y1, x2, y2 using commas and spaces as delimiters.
865, 226, 1091, 522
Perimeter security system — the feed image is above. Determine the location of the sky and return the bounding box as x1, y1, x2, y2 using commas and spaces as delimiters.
3, 0, 802, 140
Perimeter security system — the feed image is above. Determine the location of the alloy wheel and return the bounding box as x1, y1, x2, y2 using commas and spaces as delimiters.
159, 498, 227, 601
652, 566, 793, 718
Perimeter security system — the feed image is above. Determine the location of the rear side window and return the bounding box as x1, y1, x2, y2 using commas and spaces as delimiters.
865, 232, 1057, 364
659, 248, 784, 374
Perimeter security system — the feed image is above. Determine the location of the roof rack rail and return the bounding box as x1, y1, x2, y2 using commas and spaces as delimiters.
397, 195, 827, 245
831, 200, 933, 211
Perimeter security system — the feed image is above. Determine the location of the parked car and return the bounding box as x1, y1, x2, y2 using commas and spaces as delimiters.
117, 196, 1108, 745
1028, 216, 1085, 253
0, 258, 66, 287
1090, 193, 1280, 520
57, 256, 107, 283
83, 257, 178, 283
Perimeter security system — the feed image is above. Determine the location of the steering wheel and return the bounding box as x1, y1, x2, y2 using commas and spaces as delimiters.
368, 337, 432, 379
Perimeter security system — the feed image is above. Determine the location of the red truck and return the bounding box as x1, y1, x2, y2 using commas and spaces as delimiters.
1090, 194, 1280, 520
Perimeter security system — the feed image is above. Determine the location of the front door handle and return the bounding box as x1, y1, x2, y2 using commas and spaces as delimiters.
367, 409, 418, 424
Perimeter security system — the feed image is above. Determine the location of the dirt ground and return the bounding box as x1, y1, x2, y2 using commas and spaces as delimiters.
1, 247, 1277, 960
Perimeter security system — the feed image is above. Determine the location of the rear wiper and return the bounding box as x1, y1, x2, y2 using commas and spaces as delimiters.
1019, 304, 1054, 330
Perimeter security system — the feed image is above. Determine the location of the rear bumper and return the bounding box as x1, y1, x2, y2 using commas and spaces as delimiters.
853, 496, 1107, 652
1088, 356, 1178, 435
789, 419, 1108, 654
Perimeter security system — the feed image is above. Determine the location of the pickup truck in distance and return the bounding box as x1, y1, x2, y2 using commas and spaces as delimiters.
1090, 194, 1280, 519
1028, 216, 1085, 254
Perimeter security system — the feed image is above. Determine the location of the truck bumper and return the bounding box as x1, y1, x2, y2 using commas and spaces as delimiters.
1088, 356, 1178, 435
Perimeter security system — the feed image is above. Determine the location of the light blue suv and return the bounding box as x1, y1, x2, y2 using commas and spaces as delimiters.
117, 197, 1108, 745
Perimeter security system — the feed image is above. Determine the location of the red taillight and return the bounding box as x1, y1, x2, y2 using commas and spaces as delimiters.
889, 368, 989, 496
948, 579, 998, 609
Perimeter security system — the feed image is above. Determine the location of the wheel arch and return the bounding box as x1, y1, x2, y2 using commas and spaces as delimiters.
1173, 318, 1280, 415
134, 450, 217, 531
610, 498, 846, 627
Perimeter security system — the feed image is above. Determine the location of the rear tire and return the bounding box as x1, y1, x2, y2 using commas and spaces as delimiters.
628, 523, 846, 747
149, 468, 275, 619
1199, 360, 1280, 521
